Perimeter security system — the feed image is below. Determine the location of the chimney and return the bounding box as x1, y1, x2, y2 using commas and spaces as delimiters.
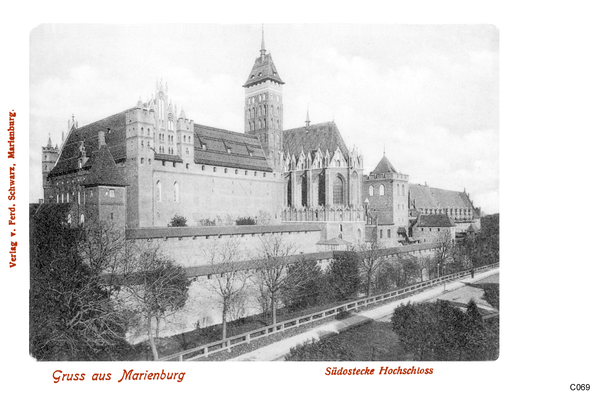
98, 130, 106, 148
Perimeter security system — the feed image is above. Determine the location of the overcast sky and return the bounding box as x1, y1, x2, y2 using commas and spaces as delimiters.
29, 24, 498, 213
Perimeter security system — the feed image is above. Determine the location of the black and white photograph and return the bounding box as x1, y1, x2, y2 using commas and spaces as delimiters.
2, 3, 599, 399
28, 23, 499, 363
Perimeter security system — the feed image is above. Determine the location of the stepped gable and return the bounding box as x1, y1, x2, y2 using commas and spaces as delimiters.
48, 110, 130, 178
283, 121, 349, 158
243, 53, 284, 88
193, 124, 273, 172
82, 143, 127, 187
371, 155, 397, 175
416, 213, 454, 227
409, 184, 472, 209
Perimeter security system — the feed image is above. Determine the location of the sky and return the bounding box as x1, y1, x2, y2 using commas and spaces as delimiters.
29, 24, 499, 213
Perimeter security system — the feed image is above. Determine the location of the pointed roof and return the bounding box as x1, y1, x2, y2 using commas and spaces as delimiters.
243, 31, 284, 87
48, 109, 130, 178
82, 144, 127, 187
371, 155, 397, 175
283, 121, 349, 159
46, 133, 53, 148
409, 184, 473, 210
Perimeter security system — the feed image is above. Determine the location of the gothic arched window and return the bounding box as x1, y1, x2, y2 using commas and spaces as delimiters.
156, 181, 162, 202
173, 182, 179, 202
379, 185, 385, 196
301, 175, 308, 207
369, 185, 374, 196
333, 175, 344, 205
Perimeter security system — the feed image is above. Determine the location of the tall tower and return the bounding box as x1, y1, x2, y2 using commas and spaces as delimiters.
243, 27, 285, 171
42, 133, 59, 202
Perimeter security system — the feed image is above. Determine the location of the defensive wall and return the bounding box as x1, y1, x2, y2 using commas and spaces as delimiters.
124, 229, 440, 343
126, 224, 323, 269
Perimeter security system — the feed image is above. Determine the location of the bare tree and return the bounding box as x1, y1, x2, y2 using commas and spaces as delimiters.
354, 240, 383, 297
204, 237, 250, 341
433, 230, 454, 278
253, 234, 297, 326
120, 242, 190, 360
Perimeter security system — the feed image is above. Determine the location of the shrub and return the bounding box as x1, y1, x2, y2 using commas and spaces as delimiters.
335, 310, 352, 320
168, 214, 187, 227
235, 216, 257, 225
285, 338, 354, 361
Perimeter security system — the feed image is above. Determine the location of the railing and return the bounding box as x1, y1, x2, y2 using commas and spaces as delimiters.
281, 206, 363, 222
159, 262, 499, 361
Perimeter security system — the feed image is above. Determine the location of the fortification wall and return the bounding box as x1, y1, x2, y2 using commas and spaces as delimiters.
127, 225, 323, 268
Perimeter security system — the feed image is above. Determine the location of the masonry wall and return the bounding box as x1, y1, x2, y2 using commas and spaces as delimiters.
128, 160, 284, 228
126, 240, 441, 343
412, 226, 455, 244
128, 226, 322, 268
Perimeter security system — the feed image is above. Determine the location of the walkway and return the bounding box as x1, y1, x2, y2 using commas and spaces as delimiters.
229, 267, 499, 361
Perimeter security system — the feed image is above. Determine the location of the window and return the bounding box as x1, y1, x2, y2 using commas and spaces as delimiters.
141, 158, 144, 164
66, 192, 70, 203
333, 175, 344, 205
67, 214, 72, 224
110, 213, 114, 220
173, 182, 179, 202
78, 191, 81, 205
379, 185, 385, 196
387, 229, 391, 238
80, 214, 85, 225
402, 184, 405, 196
213, 167, 217, 172
379, 229, 383, 239
109, 189, 115, 198
156, 181, 162, 202
369, 185, 374, 196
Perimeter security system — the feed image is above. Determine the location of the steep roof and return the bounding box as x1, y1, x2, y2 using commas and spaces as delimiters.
416, 214, 455, 227
194, 124, 273, 172
243, 53, 284, 87
409, 184, 473, 209
371, 155, 397, 175
48, 109, 129, 178
82, 144, 127, 187
283, 121, 349, 159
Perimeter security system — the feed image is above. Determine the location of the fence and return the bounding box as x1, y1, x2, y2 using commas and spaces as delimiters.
159, 262, 499, 361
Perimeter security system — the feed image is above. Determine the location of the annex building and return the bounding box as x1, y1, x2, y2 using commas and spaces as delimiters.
41, 32, 480, 254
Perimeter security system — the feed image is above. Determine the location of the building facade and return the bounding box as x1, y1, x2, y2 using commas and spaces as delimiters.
41, 31, 483, 252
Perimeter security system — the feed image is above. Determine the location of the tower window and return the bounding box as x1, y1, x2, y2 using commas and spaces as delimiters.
379, 185, 385, 196
109, 189, 115, 198
174, 182, 179, 202
156, 181, 162, 202
369, 185, 374, 196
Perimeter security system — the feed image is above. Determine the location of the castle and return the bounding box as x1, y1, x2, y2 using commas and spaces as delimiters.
41, 31, 480, 255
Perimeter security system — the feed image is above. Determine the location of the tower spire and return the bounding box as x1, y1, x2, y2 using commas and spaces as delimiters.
305, 107, 310, 128
260, 24, 266, 58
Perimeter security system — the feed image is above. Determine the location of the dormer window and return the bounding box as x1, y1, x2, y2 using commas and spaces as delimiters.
227, 148, 231, 154
258, 72, 262, 76
250, 75, 254, 79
